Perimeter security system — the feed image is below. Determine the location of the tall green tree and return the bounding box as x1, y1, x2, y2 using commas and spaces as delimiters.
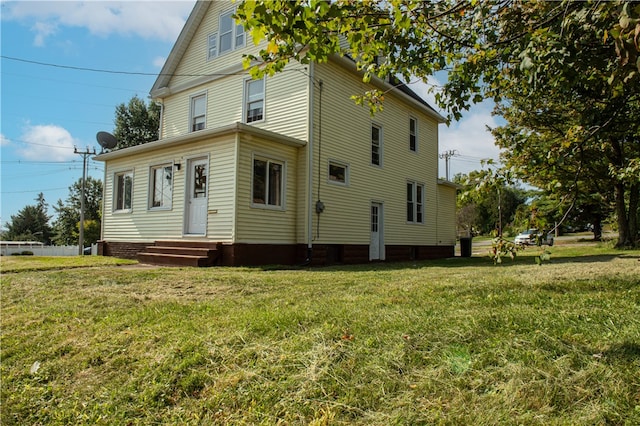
2, 193, 53, 243
237, 0, 640, 246
112, 95, 160, 150
52, 177, 103, 246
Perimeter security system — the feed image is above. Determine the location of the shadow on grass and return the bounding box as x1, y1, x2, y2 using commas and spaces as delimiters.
254, 253, 639, 272
603, 342, 640, 362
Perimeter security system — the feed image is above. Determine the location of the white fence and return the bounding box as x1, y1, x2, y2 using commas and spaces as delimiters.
1, 243, 98, 256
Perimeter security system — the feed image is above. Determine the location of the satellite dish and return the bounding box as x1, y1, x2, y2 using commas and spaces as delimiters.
96, 131, 118, 150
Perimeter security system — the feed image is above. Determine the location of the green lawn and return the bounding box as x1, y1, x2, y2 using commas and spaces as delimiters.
2, 244, 639, 425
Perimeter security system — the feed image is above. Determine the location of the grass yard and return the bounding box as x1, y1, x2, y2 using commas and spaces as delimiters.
1, 243, 639, 425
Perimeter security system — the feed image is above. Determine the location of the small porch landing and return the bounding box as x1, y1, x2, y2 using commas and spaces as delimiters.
137, 241, 222, 267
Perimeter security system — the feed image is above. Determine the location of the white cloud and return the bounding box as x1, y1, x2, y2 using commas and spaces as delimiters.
3, 1, 196, 46
17, 124, 78, 161
0, 134, 11, 146
153, 56, 167, 68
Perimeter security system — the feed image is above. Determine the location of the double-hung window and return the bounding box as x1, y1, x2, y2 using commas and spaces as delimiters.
245, 78, 265, 123
219, 10, 245, 56
409, 117, 417, 152
150, 164, 173, 209
114, 171, 133, 212
407, 181, 424, 223
190, 93, 206, 132
252, 156, 284, 208
371, 124, 382, 166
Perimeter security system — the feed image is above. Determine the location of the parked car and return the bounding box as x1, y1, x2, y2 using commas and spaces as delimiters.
514, 229, 554, 246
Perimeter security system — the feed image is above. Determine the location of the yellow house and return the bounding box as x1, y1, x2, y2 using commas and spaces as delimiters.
95, 1, 457, 266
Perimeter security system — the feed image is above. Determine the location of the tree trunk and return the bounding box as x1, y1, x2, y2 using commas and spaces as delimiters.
592, 215, 602, 241
615, 183, 632, 247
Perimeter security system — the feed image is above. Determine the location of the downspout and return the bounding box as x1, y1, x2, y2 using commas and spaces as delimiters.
304, 63, 316, 265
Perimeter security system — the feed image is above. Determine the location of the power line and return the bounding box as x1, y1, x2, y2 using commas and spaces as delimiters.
1, 71, 149, 94
1, 187, 69, 194
1, 54, 252, 77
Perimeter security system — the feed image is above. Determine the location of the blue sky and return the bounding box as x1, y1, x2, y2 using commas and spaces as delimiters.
1, 0, 500, 230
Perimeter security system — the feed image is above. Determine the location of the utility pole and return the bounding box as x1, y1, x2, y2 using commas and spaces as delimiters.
74, 146, 96, 255
439, 150, 459, 181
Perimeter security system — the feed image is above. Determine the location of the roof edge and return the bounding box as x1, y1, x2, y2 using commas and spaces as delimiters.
94, 123, 306, 162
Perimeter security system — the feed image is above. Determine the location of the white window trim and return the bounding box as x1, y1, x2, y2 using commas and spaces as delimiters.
189, 91, 207, 133
148, 163, 174, 211
407, 180, 425, 224
409, 116, 418, 153
371, 123, 383, 167
113, 169, 134, 213
243, 77, 266, 124
207, 32, 218, 60
250, 153, 286, 210
327, 159, 349, 186
218, 9, 245, 56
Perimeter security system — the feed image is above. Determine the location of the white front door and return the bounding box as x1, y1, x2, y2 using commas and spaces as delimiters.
185, 157, 208, 235
370, 202, 384, 260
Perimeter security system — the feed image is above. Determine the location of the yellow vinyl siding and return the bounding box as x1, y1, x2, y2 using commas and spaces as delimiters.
160, 63, 308, 141
235, 137, 299, 243
159, 1, 309, 141
437, 184, 457, 246
102, 135, 237, 242
311, 62, 442, 246
169, 2, 260, 89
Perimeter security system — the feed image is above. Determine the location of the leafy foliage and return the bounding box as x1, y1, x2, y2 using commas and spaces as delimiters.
2, 193, 52, 243
236, 0, 640, 247
112, 95, 160, 150
489, 237, 520, 264
455, 171, 528, 236
52, 177, 103, 246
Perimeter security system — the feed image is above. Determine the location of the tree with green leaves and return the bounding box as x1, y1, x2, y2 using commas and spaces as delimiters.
112, 95, 160, 150
52, 177, 103, 246
454, 171, 528, 236
2, 193, 53, 243
236, 0, 640, 246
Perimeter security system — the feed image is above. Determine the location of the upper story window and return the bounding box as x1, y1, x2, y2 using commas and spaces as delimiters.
207, 33, 218, 60
328, 160, 349, 185
114, 170, 133, 212
252, 156, 284, 208
218, 10, 245, 56
149, 164, 173, 209
245, 78, 265, 123
407, 181, 424, 224
190, 93, 206, 132
409, 117, 417, 152
371, 124, 382, 166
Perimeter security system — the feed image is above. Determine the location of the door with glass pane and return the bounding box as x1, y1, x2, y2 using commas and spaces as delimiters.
370, 202, 384, 260
185, 157, 208, 235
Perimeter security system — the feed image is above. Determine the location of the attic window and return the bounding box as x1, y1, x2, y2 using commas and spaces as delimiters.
207, 33, 218, 60
219, 10, 245, 55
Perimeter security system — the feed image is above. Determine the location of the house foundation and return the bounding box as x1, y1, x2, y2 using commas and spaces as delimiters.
98, 240, 455, 267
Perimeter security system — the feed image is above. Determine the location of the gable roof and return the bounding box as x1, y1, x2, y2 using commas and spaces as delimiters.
149, 0, 444, 123
150, 1, 211, 96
